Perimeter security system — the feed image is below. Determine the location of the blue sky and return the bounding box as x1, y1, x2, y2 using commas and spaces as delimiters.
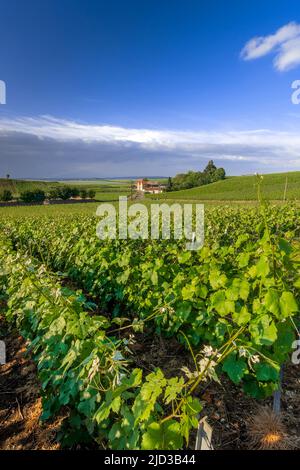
1, 0, 300, 177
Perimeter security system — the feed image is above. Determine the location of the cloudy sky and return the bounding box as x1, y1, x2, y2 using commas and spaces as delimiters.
1, 0, 300, 178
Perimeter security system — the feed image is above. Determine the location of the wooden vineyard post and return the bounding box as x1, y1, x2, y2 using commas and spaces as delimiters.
195, 416, 214, 450
273, 366, 283, 415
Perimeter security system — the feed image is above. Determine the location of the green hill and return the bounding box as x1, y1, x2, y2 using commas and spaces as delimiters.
0, 179, 60, 197
155, 171, 300, 201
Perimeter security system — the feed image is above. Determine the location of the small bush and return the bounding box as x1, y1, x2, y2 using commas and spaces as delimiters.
58, 186, 73, 200
48, 186, 81, 200
0, 189, 13, 202
80, 189, 88, 199
48, 189, 60, 200
88, 189, 96, 199
70, 187, 80, 198
20, 190, 46, 203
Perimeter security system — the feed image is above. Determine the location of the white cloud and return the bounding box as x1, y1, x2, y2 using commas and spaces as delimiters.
241, 22, 300, 71
1, 115, 300, 174
274, 37, 300, 71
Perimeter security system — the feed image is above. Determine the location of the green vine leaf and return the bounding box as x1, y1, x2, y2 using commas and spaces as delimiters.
141, 420, 183, 450
264, 289, 280, 318
249, 314, 277, 345
222, 353, 247, 384
280, 291, 298, 318
133, 369, 166, 424
164, 377, 185, 404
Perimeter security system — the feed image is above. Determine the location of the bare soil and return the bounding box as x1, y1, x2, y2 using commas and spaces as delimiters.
0, 316, 67, 450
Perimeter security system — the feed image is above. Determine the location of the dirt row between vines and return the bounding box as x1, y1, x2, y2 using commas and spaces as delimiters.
0, 310, 299, 450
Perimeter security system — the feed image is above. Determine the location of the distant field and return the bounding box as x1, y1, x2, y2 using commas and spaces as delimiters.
0, 172, 298, 217
94, 192, 130, 201
58, 178, 167, 200
0, 178, 168, 200
0, 178, 131, 200
59, 179, 131, 199
60, 179, 131, 188
150, 172, 300, 201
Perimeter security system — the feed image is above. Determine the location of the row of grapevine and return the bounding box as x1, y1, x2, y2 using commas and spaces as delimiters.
1, 238, 232, 449
2, 204, 299, 400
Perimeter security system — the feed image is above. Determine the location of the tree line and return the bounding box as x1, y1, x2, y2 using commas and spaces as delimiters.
0, 186, 96, 203
166, 160, 226, 191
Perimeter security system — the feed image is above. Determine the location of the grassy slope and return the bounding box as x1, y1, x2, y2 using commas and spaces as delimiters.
0, 179, 60, 196
154, 172, 300, 201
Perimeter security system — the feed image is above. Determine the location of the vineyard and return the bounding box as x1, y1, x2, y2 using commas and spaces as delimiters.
0, 201, 299, 450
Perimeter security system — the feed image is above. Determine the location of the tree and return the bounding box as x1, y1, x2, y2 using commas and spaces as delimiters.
48, 188, 60, 200
214, 167, 226, 181
203, 160, 217, 174
58, 186, 73, 200
170, 161, 226, 191
20, 191, 33, 203
166, 177, 173, 192
0, 189, 13, 201
6, 174, 10, 179
69, 187, 80, 198
33, 190, 46, 202
88, 189, 96, 199
20, 190, 46, 203
48, 186, 80, 200
80, 189, 88, 199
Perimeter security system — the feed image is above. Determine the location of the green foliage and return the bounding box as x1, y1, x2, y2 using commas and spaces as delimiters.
0, 189, 13, 201
88, 189, 96, 199
0, 201, 299, 448
0, 243, 204, 449
49, 186, 80, 200
156, 171, 300, 201
166, 177, 173, 192
48, 187, 95, 200
141, 421, 183, 450
170, 160, 226, 191
0, 178, 60, 198
20, 189, 46, 203
222, 353, 247, 384
80, 189, 88, 199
